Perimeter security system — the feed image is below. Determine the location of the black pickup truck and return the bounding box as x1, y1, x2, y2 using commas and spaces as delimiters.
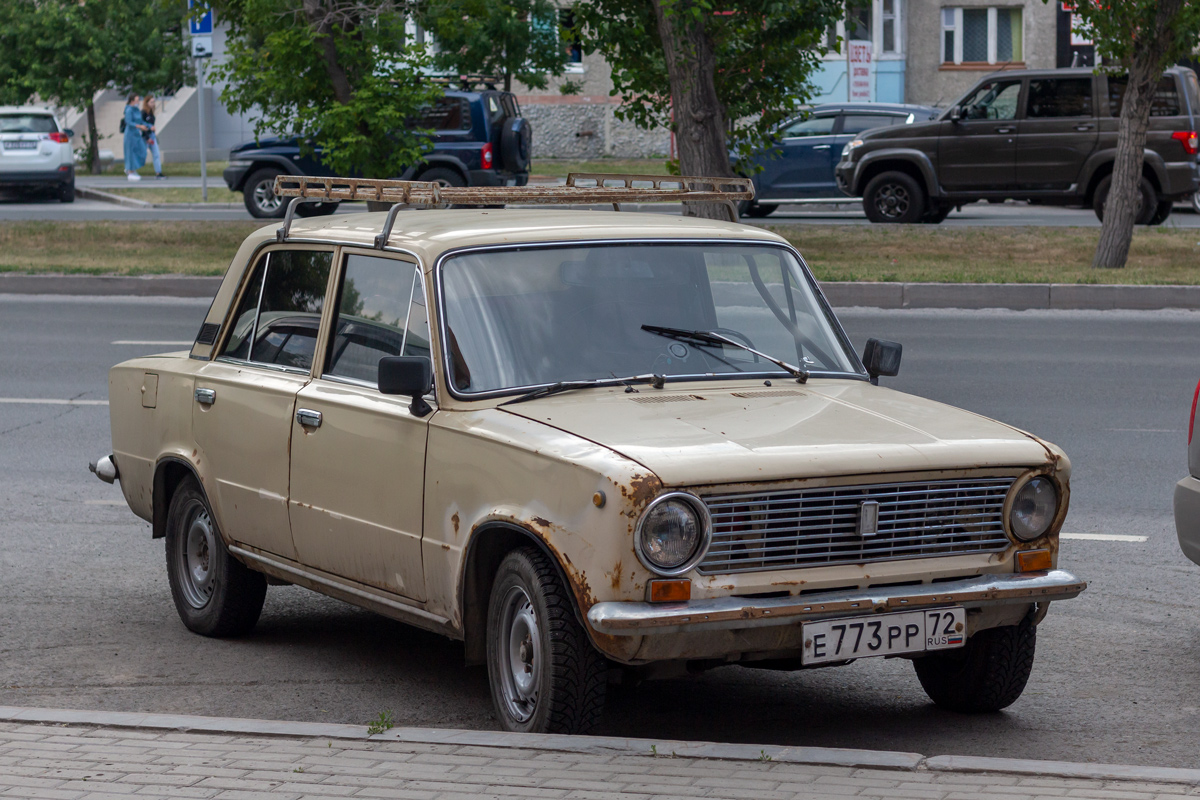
835, 67, 1200, 224
224, 89, 532, 218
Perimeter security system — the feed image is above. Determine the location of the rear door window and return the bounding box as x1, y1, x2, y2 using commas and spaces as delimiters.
1108, 76, 1182, 117
414, 97, 472, 131
220, 249, 333, 372
1026, 78, 1094, 118
839, 114, 909, 134
781, 116, 836, 137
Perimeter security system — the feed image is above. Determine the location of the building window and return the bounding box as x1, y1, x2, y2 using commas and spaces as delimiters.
941, 7, 1023, 65
824, 0, 902, 57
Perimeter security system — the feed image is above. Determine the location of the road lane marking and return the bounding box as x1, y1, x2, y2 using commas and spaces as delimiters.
83, 500, 126, 505
1105, 428, 1180, 433
1061, 533, 1148, 542
0, 398, 108, 405
111, 340, 192, 346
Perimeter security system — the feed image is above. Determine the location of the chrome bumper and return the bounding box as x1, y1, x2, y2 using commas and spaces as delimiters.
89, 454, 119, 484
587, 569, 1086, 636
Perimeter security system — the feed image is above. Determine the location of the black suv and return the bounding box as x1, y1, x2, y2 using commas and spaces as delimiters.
836, 67, 1200, 224
224, 89, 532, 218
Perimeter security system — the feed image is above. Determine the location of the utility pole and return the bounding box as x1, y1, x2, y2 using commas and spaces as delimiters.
198, 59, 207, 202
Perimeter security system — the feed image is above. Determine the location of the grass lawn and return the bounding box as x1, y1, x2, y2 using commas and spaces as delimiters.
775, 225, 1200, 285
0, 221, 262, 275
530, 158, 670, 178
105, 187, 245, 204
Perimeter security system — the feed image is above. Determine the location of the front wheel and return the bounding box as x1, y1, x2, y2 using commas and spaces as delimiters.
863, 171, 925, 224
486, 547, 606, 733
165, 477, 267, 637
243, 167, 286, 219
913, 617, 1036, 713
1148, 199, 1173, 226
1092, 174, 1157, 225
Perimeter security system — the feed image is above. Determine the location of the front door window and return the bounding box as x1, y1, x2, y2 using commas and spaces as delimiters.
960, 80, 1021, 121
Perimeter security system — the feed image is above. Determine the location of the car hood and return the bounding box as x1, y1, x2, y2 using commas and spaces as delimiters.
499, 379, 1056, 487
860, 119, 942, 141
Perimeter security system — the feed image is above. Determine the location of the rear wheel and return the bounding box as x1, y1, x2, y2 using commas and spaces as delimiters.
1148, 200, 1173, 226
913, 617, 1036, 713
165, 476, 267, 637
417, 166, 467, 188
1092, 174, 1157, 225
59, 180, 75, 203
486, 547, 606, 734
1192, 190, 1200, 215
243, 167, 286, 219
863, 171, 925, 224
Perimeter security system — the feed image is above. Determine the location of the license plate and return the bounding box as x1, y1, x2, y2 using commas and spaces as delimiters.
802, 607, 966, 665
3, 140, 37, 150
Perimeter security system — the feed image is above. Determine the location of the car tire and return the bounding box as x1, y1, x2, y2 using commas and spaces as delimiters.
863, 171, 925, 224
243, 167, 287, 219
920, 202, 952, 224
1192, 190, 1200, 215
1092, 174, 1157, 226
500, 117, 532, 174
1148, 200, 1173, 226
165, 476, 267, 638
913, 616, 1036, 713
296, 201, 340, 218
59, 181, 75, 203
417, 166, 467, 188
486, 546, 606, 734
738, 200, 778, 218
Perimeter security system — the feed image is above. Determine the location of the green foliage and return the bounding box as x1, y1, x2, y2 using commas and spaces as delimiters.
417, 0, 567, 91
366, 709, 395, 735
211, 0, 443, 178
1064, 0, 1200, 73
576, 0, 843, 160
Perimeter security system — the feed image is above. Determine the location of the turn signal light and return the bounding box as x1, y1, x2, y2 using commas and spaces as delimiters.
49, 132, 69, 143
1189, 378, 1200, 446
1016, 549, 1052, 573
481, 142, 494, 169
648, 579, 691, 603
1172, 130, 1198, 155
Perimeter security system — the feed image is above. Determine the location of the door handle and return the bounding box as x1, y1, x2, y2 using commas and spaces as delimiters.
812, 144, 831, 150
994, 126, 1015, 134
1074, 124, 1095, 131
194, 388, 215, 406
296, 408, 322, 429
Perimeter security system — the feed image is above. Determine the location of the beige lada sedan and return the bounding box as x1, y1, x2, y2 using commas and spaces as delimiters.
93, 189, 1085, 734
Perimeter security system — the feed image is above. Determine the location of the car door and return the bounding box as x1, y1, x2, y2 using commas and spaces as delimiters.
192, 247, 335, 560
287, 251, 433, 601
938, 79, 1023, 191
1017, 77, 1099, 191
756, 114, 839, 199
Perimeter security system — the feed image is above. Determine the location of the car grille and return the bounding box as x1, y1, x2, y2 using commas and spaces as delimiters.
697, 478, 1014, 574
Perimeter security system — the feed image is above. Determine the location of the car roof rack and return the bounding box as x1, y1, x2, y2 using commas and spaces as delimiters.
272, 173, 755, 247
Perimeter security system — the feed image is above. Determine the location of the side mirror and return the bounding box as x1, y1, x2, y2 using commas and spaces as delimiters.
378, 356, 434, 417
862, 338, 902, 385
949, 106, 962, 122
63, 128, 75, 138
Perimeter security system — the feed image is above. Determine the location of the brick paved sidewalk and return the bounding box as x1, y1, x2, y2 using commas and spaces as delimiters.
0, 709, 1198, 800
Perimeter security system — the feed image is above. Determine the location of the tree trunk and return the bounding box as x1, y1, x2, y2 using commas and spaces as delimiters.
650, 0, 735, 221
86, 101, 101, 175
302, 0, 355, 105
1092, 0, 1185, 269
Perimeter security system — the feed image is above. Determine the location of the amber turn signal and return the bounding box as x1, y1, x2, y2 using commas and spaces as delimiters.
648, 579, 691, 603
1016, 549, 1052, 573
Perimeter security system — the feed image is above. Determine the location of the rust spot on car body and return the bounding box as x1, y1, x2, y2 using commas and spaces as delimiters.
451, 512, 460, 536
610, 559, 622, 590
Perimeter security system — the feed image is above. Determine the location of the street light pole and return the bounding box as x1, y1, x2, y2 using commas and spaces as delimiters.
197, 58, 207, 202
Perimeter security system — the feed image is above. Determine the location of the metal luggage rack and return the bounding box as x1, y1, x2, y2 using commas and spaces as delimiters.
272, 173, 755, 246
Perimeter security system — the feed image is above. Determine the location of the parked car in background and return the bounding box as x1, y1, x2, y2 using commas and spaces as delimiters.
94, 175, 1085, 735
224, 89, 532, 218
836, 67, 1200, 224
0, 106, 75, 203
1175, 380, 1200, 565
733, 103, 939, 218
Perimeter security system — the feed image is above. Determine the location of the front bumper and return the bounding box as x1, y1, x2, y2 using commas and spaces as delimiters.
834, 160, 857, 196
1175, 475, 1200, 565
588, 569, 1086, 636
223, 161, 252, 191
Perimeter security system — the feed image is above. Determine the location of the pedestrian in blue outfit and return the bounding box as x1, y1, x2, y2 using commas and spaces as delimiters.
141, 95, 165, 179
123, 94, 149, 181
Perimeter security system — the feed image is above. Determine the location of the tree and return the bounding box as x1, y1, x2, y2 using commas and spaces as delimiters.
0, 0, 190, 174
1063, 1, 1200, 268
211, 0, 443, 178
577, 0, 842, 218
417, 0, 567, 92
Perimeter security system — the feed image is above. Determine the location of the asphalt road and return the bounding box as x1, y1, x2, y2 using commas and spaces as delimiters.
3, 182, 1199, 227
1, 296, 1199, 766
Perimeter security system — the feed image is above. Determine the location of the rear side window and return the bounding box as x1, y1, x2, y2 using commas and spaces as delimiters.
414, 97, 472, 131
1026, 78, 1094, 118
1108, 76, 1182, 117
840, 114, 908, 134
1186, 71, 1200, 115
220, 250, 333, 371
782, 116, 836, 137
0, 114, 57, 133
325, 254, 430, 386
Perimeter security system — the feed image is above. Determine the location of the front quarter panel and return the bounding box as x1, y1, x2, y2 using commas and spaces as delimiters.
423, 408, 663, 662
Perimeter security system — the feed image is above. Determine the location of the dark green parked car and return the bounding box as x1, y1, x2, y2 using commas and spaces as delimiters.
835, 66, 1200, 224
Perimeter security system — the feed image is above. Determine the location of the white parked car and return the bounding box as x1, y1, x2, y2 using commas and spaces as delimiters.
0, 106, 74, 202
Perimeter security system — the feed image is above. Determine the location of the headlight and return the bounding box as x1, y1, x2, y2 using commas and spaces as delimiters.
1009, 477, 1058, 541
635, 493, 711, 576
841, 139, 864, 157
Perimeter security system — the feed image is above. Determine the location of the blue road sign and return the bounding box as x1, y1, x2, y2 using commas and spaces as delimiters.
188, 0, 213, 35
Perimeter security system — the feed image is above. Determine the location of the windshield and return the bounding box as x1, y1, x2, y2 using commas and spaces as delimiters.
0, 114, 57, 134
440, 243, 863, 396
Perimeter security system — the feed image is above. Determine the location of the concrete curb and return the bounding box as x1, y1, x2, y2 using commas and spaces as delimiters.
75, 185, 151, 208
0, 274, 222, 297
819, 281, 1200, 310
1, 705, 1198, 785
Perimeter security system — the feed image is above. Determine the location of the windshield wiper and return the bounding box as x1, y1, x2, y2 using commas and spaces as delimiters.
642, 324, 809, 383
499, 373, 665, 406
